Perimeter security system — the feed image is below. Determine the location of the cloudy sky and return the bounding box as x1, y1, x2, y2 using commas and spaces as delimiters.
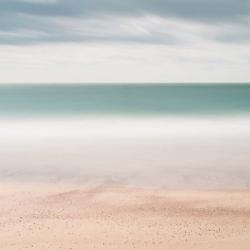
0, 0, 250, 83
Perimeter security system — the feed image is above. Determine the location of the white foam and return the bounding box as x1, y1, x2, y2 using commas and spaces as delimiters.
0, 116, 250, 188
0, 116, 250, 139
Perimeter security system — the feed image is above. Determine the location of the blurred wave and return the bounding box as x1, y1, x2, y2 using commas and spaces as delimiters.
0, 116, 250, 188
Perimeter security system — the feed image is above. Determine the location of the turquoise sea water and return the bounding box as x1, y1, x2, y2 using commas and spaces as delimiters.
0, 84, 250, 117
0, 84, 250, 187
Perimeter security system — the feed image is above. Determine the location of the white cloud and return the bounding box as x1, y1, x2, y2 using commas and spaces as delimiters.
0, 15, 249, 83
0, 38, 249, 83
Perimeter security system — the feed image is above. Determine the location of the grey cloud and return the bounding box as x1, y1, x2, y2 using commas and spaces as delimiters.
0, 14, 179, 45
0, 0, 75, 16
0, 0, 249, 45
1, 0, 249, 21
215, 26, 250, 43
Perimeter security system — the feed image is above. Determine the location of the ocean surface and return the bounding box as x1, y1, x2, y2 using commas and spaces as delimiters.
0, 84, 250, 117
0, 84, 250, 188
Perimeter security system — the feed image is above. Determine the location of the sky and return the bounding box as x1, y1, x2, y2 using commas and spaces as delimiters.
0, 0, 250, 83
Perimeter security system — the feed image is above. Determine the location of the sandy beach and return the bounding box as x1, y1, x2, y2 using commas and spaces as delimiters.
0, 183, 250, 250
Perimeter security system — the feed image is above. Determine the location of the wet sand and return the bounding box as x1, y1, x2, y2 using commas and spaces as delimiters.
0, 183, 250, 250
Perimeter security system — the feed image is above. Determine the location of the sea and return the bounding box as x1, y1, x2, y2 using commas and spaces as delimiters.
0, 84, 250, 188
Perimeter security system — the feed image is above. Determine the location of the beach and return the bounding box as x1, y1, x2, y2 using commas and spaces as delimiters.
0, 84, 250, 249
0, 183, 250, 250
